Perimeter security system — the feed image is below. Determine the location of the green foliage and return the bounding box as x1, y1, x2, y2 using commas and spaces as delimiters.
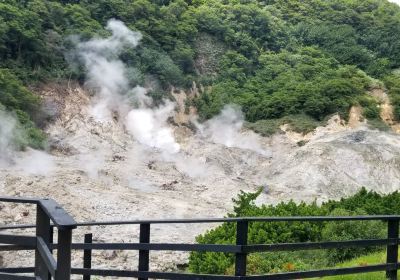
139, 47, 185, 87
189, 188, 400, 275
244, 119, 281, 137
367, 119, 391, 132
0, 69, 45, 149
321, 208, 385, 265
197, 48, 370, 123
245, 114, 324, 136
14, 109, 46, 150
384, 74, 400, 121
2, 0, 400, 147
0, 69, 40, 113
323, 250, 398, 280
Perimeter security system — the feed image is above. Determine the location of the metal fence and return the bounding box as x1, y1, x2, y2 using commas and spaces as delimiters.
0, 196, 399, 280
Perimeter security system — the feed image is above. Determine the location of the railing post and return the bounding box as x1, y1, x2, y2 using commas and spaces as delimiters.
55, 228, 73, 280
386, 219, 399, 280
83, 233, 92, 280
138, 223, 150, 280
48, 226, 54, 280
35, 205, 51, 280
235, 220, 248, 277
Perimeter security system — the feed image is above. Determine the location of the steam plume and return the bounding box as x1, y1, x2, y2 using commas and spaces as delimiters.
0, 108, 19, 164
76, 19, 142, 121
73, 20, 267, 181
0, 108, 55, 174
73, 19, 183, 178
196, 105, 270, 156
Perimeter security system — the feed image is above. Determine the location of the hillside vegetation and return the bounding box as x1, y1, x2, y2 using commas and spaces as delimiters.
189, 188, 400, 275
2, 0, 400, 147
322, 251, 396, 280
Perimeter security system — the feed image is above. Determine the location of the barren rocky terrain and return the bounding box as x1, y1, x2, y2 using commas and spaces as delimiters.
1, 84, 400, 274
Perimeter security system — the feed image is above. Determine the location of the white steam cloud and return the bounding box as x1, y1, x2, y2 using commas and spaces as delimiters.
76, 19, 180, 155
73, 19, 268, 180
0, 109, 19, 164
0, 108, 55, 175
14, 149, 55, 175
196, 105, 269, 156
76, 19, 142, 121
125, 100, 180, 154
74, 19, 183, 176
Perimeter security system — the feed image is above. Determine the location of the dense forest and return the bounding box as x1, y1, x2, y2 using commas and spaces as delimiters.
1, 0, 400, 147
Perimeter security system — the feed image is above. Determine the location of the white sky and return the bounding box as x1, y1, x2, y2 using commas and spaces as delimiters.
388, 0, 400, 5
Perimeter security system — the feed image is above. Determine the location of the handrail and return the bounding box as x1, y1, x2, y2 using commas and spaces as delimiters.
71, 215, 400, 227
0, 196, 76, 280
4, 215, 399, 231
38, 199, 76, 229
0, 197, 76, 229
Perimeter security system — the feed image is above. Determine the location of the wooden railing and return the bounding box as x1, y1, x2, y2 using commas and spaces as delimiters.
0, 197, 399, 279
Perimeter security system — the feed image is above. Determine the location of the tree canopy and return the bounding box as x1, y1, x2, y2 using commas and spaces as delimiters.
1, 0, 400, 147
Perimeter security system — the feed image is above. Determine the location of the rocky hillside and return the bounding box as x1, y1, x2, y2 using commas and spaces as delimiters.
1, 81, 400, 270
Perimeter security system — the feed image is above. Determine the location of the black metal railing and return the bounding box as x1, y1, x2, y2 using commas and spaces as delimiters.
0, 196, 399, 279
0, 197, 76, 280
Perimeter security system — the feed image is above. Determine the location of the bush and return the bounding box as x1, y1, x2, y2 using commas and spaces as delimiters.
357, 96, 380, 120
244, 119, 281, 136
384, 74, 400, 121
367, 119, 390, 132
189, 188, 400, 275
196, 48, 371, 123
322, 208, 385, 265
245, 114, 325, 136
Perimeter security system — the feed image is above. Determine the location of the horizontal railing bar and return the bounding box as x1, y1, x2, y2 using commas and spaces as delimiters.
72, 268, 238, 279
0, 197, 40, 204
72, 264, 399, 279
0, 234, 36, 246
37, 237, 56, 277
43, 239, 396, 253
66, 243, 241, 252
0, 224, 36, 230
3, 215, 400, 230
244, 263, 397, 279
243, 238, 397, 253
0, 267, 35, 273
0, 245, 35, 251
0, 272, 36, 280
74, 215, 400, 227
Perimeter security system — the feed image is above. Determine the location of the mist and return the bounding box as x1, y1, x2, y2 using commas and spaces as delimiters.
0, 108, 19, 165
75, 19, 142, 121
0, 108, 55, 175
389, 0, 400, 6
14, 149, 55, 176
125, 101, 180, 154
72, 19, 186, 177
71, 19, 270, 180
196, 105, 270, 157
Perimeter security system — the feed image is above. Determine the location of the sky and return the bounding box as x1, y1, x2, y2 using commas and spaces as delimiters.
389, 0, 400, 5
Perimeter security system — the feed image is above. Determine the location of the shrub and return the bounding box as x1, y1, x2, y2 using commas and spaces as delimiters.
189, 188, 400, 275
322, 208, 385, 265
245, 114, 325, 136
